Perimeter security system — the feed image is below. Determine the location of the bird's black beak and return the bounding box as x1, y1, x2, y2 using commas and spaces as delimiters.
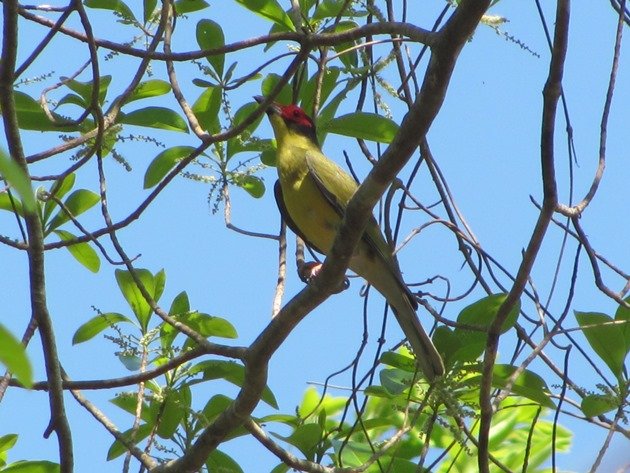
254, 95, 281, 116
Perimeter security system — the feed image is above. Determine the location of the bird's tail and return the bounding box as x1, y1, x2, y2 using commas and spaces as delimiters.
362, 264, 445, 380
350, 241, 445, 380
389, 292, 445, 381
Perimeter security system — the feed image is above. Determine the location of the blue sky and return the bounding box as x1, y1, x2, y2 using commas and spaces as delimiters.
1, 1, 629, 471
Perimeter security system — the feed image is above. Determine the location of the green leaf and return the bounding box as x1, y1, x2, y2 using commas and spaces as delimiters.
0, 434, 18, 455
143, 0, 157, 23
313, 0, 355, 19
107, 424, 152, 460
581, 394, 618, 417
224, 62, 238, 83
156, 389, 186, 438
263, 22, 286, 51
379, 368, 411, 396
294, 386, 345, 420
363, 385, 394, 399
0, 323, 33, 388
185, 312, 237, 339
72, 312, 131, 345
54, 230, 101, 273
60, 75, 112, 106
192, 86, 221, 134
198, 394, 233, 428
297, 386, 322, 418
379, 351, 416, 372
450, 329, 485, 363
260, 148, 276, 166
490, 364, 554, 408
84, 0, 136, 23
125, 80, 171, 104
193, 78, 217, 88
45, 189, 100, 233
174, 0, 209, 14
154, 269, 166, 302
43, 174, 75, 224
196, 19, 225, 77
234, 102, 261, 129
452, 294, 520, 362
283, 423, 323, 459
191, 394, 248, 438
234, 175, 265, 198
8, 91, 80, 132
321, 112, 398, 143
235, 0, 295, 31
614, 296, 630, 356
169, 291, 190, 316
270, 463, 290, 473
0, 191, 23, 216
118, 353, 142, 371
261, 74, 293, 106
190, 360, 278, 408
431, 325, 462, 369
575, 311, 626, 377
0, 149, 36, 213
56, 93, 87, 109
2, 460, 60, 473
143, 146, 196, 189
316, 88, 350, 143
226, 102, 266, 157
110, 393, 152, 422
300, 67, 340, 117
324, 21, 359, 69
161, 311, 237, 349
119, 106, 189, 133
205, 450, 244, 473
115, 269, 163, 331
297, 0, 316, 15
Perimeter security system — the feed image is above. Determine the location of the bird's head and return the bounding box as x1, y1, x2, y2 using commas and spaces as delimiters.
254, 95, 319, 148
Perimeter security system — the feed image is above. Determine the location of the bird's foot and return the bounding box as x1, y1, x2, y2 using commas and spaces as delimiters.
298, 261, 349, 294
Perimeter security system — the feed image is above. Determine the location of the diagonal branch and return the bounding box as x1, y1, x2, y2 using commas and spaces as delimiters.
10, 343, 245, 391
317, 0, 492, 310
154, 2, 490, 471
477, 0, 569, 471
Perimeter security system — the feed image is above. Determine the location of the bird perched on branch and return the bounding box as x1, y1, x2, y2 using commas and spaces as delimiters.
254, 96, 444, 380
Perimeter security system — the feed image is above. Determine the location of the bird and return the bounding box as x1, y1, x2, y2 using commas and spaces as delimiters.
254, 95, 445, 380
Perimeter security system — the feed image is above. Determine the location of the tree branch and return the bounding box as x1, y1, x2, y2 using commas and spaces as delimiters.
555, 0, 625, 217
16, 9, 437, 61
477, 0, 569, 471
153, 1, 489, 471
0, 1, 73, 470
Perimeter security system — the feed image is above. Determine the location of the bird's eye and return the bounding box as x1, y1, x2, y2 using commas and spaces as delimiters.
293, 109, 301, 117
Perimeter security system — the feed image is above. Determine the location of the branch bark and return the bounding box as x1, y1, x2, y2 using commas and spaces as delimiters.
1, 1, 73, 470
477, 0, 569, 471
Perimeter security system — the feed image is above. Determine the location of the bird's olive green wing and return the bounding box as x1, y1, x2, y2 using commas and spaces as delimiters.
274, 179, 326, 254
303, 151, 355, 217
304, 152, 416, 307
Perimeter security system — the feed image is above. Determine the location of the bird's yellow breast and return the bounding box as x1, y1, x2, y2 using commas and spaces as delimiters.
277, 144, 341, 253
